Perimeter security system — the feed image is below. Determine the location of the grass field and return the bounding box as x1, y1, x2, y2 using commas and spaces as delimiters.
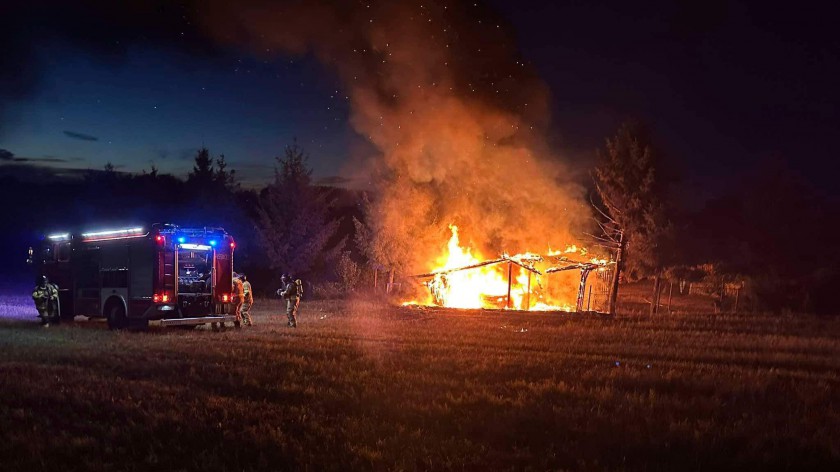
1, 293, 839, 471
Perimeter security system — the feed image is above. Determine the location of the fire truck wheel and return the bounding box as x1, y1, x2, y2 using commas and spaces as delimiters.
107, 303, 127, 330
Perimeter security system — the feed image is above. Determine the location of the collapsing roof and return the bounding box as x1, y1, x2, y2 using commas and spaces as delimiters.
411, 253, 614, 312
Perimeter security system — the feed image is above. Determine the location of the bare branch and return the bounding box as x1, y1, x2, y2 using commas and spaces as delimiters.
593, 181, 623, 217
589, 193, 618, 224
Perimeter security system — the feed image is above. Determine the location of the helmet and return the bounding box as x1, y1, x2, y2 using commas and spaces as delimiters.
36, 275, 47, 286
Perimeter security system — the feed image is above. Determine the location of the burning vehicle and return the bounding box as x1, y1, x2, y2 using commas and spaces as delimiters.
29, 224, 238, 329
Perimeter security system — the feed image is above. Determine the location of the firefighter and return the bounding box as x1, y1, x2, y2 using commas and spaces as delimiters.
31, 275, 59, 327
232, 273, 245, 328
240, 274, 253, 327
277, 274, 299, 327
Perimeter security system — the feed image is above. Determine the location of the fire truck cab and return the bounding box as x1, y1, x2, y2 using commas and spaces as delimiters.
30, 224, 238, 329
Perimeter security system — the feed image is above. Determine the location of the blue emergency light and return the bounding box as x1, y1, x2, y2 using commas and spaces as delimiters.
177, 237, 186, 243
209, 240, 218, 247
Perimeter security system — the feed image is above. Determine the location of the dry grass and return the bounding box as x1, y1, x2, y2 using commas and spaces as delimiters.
1, 294, 838, 471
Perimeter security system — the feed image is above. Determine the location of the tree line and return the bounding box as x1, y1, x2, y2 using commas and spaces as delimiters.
2, 129, 837, 313
0, 143, 362, 296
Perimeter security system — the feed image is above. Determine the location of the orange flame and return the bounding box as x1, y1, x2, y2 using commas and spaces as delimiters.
414, 225, 581, 311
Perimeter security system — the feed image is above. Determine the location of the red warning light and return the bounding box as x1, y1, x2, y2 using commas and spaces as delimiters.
162, 294, 170, 303
222, 294, 230, 302
155, 235, 165, 245
230, 241, 236, 249
153, 294, 161, 303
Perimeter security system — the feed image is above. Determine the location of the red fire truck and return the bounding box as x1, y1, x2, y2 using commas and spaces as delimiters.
29, 224, 238, 329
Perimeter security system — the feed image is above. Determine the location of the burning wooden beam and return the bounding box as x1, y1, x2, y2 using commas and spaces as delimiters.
410, 258, 508, 278
411, 255, 542, 279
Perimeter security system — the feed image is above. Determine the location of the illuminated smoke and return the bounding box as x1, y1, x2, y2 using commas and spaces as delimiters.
202, 0, 589, 271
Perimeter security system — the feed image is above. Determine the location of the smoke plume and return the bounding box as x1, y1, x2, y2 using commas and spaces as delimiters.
201, 0, 589, 272
3, 0, 589, 272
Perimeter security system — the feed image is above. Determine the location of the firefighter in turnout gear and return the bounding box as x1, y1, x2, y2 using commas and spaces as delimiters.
32, 275, 59, 327
277, 274, 299, 327
240, 274, 253, 326
232, 273, 245, 328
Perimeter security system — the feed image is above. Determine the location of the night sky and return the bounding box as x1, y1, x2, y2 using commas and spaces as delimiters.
1, 0, 837, 198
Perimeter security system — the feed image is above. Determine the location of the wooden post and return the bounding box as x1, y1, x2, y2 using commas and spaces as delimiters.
373, 268, 378, 290
577, 269, 592, 312
506, 262, 513, 309
607, 231, 624, 316
667, 281, 673, 313
387, 269, 394, 294
650, 272, 661, 316
526, 271, 531, 311
587, 285, 592, 311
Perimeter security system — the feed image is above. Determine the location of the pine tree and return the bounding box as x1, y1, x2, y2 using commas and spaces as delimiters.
256, 141, 343, 277
188, 147, 215, 187
214, 154, 238, 192
593, 122, 674, 315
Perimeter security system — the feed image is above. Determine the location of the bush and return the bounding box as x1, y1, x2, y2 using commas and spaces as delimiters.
336, 251, 361, 293
311, 282, 344, 300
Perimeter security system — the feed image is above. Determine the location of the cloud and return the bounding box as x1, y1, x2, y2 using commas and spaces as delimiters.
0, 148, 72, 163
27, 157, 70, 163
63, 130, 99, 141
0, 163, 84, 183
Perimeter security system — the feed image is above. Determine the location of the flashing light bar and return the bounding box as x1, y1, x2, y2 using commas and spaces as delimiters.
209, 240, 217, 247
82, 227, 144, 238
47, 233, 70, 241
177, 237, 186, 243
180, 243, 212, 251
81, 227, 145, 242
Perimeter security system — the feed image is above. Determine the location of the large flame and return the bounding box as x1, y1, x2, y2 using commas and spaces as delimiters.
409, 225, 581, 311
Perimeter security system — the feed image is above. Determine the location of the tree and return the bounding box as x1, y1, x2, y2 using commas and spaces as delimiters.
188, 147, 215, 187
255, 141, 343, 277
336, 251, 361, 292
593, 122, 674, 315
214, 154, 238, 192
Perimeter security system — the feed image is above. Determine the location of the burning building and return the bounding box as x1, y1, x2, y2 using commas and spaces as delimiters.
405, 225, 613, 312
201, 1, 596, 303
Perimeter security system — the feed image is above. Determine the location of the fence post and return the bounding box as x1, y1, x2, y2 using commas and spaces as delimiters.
668, 281, 673, 313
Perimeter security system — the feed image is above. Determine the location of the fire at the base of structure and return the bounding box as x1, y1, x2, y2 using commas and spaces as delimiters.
406, 227, 614, 312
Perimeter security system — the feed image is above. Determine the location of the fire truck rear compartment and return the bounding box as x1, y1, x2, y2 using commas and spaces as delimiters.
177, 246, 213, 316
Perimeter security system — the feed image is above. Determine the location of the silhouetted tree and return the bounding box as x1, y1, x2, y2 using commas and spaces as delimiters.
255, 141, 343, 277
188, 147, 214, 187
214, 154, 238, 192
593, 122, 674, 315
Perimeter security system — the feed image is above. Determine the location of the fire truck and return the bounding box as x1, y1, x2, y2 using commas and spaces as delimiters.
29, 224, 238, 329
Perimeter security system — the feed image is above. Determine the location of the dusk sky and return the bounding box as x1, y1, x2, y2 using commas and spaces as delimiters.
1, 0, 837, 197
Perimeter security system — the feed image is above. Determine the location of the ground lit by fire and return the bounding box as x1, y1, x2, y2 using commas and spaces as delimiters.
404, 226, 612, 311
